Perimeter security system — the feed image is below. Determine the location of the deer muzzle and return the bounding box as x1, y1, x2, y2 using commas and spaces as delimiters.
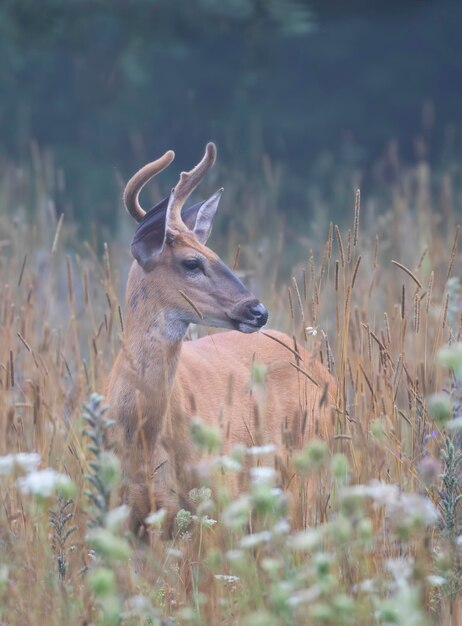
228, 299, 268, 333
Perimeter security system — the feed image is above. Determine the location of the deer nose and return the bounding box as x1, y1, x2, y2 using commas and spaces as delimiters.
247, 302, 268, 326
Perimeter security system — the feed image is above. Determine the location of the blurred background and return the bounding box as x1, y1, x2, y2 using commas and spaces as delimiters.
1, 0, 462, 239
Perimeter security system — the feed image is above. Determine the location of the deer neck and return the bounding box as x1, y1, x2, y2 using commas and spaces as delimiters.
122, 263, 188, 445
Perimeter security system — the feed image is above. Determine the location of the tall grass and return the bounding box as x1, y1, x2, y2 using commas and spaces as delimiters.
0, 148, 462, 624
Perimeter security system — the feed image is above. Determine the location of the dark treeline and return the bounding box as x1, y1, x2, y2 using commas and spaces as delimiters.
1, 0, 462, 228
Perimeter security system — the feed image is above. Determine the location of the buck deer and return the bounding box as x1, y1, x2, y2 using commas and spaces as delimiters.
107, 143, 336, 536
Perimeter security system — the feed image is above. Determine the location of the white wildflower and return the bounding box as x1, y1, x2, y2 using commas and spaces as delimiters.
386, 558, 413, 588
145, 508, 167, 527
16, 468, 72, 497
106, 505, 130, 530
288, 584, 321, 607
166, 548, 183, 559
445, 417, 462, 430
246, 444, 276, 456
391, 492, 439, 528
192, 514, 217, 527
456, 535, 462, 546
345, 481, 438, 528
305, 326, 318, 336
222, 495, 251, 529
289, 527, 323, 551
261, 557, 283, 574
365, 480, 400, 506
121, 595, 155, 619
427, 575, 446, 587
250, 465, 277, 484
189, 486, 212, 504
272, 518, 291, 535
213, 455, 242, 472
214, 574, 240, 584
340, 484, 370, 499
0, 452, 40, 476
226, 549, 245, 562
14, 452, 41, 472
239, 530, 272, 548
353, 578, 377, 594
377, 491, 439, 532
358, 481, 439, 529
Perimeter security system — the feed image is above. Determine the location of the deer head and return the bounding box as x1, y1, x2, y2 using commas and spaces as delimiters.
123, 143, 268, 340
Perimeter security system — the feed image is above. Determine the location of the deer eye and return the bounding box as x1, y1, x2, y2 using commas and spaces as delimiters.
182, 258, 201, 272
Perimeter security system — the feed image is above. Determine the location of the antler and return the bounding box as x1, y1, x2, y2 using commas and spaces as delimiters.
124, 150, 175, 222
166, 142, 217, 231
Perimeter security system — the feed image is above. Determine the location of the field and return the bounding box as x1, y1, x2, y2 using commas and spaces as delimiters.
1, 148, 462, 625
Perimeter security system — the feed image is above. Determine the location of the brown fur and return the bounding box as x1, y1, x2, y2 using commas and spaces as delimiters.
107, 145, 337, 537
106, 236, 336, 536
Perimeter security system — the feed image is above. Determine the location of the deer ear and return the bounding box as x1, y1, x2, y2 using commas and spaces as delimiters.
130, 188, 223, 269
192, 188, 223, 244
131, 195, 170, 270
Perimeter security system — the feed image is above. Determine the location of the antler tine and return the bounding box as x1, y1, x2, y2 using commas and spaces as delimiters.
124, 150, 175, 222
166, 142, 217, 230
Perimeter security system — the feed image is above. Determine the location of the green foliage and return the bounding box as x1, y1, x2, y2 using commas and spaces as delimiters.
88, 567, 117, 597
81, 393, 133, 625
293, 438, 328, 471
82, 393, 118, 528
190, 416, 221, 452
175, 508, 193, 534
330, 453, 349, 484
438, 436, 462, 539
1, 1, 462, 229
87, 527, 131, 563
428, 393, 453, 427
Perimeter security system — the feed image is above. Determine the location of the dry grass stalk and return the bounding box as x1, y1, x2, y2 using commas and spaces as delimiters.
0, 152, 460, 625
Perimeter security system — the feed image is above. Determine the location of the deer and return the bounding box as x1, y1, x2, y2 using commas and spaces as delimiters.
106, 142, 337, 537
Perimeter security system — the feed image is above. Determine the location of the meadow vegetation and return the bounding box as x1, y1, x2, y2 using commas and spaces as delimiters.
1, 148, 462, 625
